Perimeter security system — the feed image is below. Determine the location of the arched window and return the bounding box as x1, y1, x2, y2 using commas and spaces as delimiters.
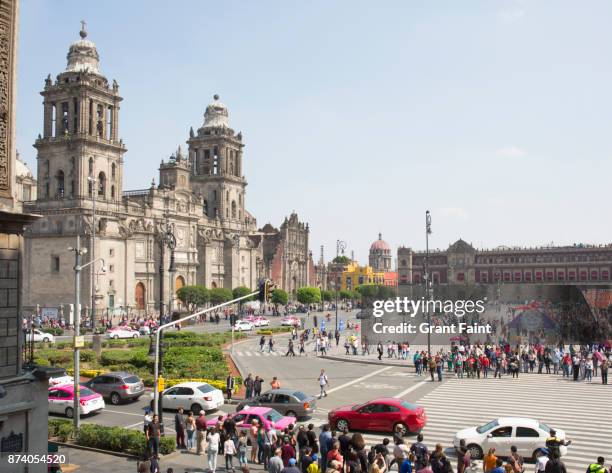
55, 170, 65, 197
111, 163, 116, 179
135, 282, 146, 310
231, 200, 237, 219
98, 172, 106, 196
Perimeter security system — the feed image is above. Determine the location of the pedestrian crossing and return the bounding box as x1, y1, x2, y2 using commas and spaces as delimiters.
299, 375, 609, 473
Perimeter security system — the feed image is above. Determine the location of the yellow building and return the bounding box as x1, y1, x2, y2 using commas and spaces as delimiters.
341, 262, 386, 290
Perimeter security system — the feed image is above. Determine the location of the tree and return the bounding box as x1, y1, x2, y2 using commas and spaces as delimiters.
355, 285, 379, 299
271, 288, 289, 306
296, 287, 322, 305
377, 285, 396, 300
332, 255, 351, 264
321, 290, 334, 302
209, 287, 233, 305
339, 289, 353, 300
232, 286, 253, 301
176, 285, 209, 311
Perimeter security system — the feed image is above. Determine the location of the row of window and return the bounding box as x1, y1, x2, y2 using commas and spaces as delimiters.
47, 99, 114, 140
408, 269, 611, 283
42, 158, 118, 199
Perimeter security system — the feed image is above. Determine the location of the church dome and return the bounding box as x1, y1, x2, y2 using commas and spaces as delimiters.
370, 233, 391, 251
15, 153, 33, 179
66, 22, 101, 74
203, 94, 230, 129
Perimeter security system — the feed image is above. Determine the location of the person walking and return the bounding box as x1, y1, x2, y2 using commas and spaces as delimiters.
601, 357, 609, 385
260, 336, 266, 352
269, 448, 284, 473
174, 407, 187, 449
196, 410, 207, 455
146, 414, 161, 458
225, 433, 238, 472
377, 342, 384, 361
269, 337, 276, 353
286, 339, 296, 357
318, 369, 329, 399
185, 410, 196, 451
207, 427, 221, 473
237, 431, 248, 468
226, 374, 236, 401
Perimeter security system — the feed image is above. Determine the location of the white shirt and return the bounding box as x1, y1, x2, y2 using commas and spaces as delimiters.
535, 456, 548, 473
207, 432, 220, 451
319, 374, 328, 386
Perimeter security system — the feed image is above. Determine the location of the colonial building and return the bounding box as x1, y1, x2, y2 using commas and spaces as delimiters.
0, 0, 49, 469
22, 26, 265, 321
398, 239, 612, 286
260, 213, 316, 294
369, 233, 392, 271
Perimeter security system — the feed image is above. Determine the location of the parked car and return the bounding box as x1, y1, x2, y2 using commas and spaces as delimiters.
281, 316, 300, 326
328, 397, 427, 436
233, 320, 254, 331
236, 388, 316, 419
453, 417, 568, 460
24, 328, 55, 343
48, 368, 73, 387
106, 327, 140, 339
48, 385, 105, 418
253, 316, 270, 327
82, 371, 145, 405
150, 381, 224, 413
207, 406, 296, 432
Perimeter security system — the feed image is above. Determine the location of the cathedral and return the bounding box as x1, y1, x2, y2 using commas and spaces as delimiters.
21, 25, 309, 321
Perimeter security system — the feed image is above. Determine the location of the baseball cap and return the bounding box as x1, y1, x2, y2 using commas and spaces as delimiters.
289, 458, 297, 466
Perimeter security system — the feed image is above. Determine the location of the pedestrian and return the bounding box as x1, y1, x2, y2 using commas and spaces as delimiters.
508, 446, 523, 473
534, 449, 549, 473
286, 339, 296, 357
318, 369, 329, 399
455, 439, 468, 473
225, 432, 238, 472
245, 373, 254, 399
283, 458, 302, 473
143, 407, 153, 435
146, 414, 161, 458
586, 457, 607, 473
185, 410, 196, 451
282, 436, 297, 466
601, 357, 609, 385
196, 410, 207, 455
207, 427, 221, 473
260, 336, 266, 352
226, 374, 236, 401
269, 337, 275, 352
174, 407, 187, 449
271, 377, 281, 389
410, 434, 429, 471
254, 376, 264, 396
319, 425, 333, 469
306, 424, 319, 455
400, 453, 415, 473
269, 448, 284, 473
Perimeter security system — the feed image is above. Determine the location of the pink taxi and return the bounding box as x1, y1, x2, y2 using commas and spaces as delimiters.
48, 384, 105, 418
206, 406, 296, 432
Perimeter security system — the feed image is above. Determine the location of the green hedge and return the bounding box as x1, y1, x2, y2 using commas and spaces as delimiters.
42, 327, 64, 336
257, 327, 292, 335
48, 419, 75, 442
75, 424, 175, 456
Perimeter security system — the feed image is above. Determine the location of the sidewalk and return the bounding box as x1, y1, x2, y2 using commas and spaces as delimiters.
321, 343, 450, 367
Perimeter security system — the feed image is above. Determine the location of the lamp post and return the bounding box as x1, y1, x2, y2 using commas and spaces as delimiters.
156, 208, 176, 426
68, 236, 105, 431
335, 240, 347, 333
87, 176, 97, 328
425, 210, 432, 356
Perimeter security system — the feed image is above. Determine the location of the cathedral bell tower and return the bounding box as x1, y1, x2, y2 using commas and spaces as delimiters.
187, 95, 246, 222
33, 22, 126, 209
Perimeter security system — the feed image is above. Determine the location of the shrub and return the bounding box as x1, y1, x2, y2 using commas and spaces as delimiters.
160, 436, 175, 455
75, 424, 175, 456
42, 327, 64, 336
256, 327, 291, 335
79, 350, 96, 363
48, 419, 75, 441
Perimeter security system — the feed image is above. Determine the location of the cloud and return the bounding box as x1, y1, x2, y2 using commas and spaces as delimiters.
438, 207, 469, 220
496, 146, 527, 158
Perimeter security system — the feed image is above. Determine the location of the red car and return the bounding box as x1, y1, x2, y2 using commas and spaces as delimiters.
328, 398, 426, 436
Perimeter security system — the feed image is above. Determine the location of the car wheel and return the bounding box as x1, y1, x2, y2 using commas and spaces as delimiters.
113, 335, 119, 339
43, 337, 50, 343
286, 410, 297, 418
110, 392, 121, 405
191, 403, 203, 414
65, 407, 74, 418
133, 334, 138, 338
394, 422, 409, 437
336, 418, 349, 431
467, 444, 483, 460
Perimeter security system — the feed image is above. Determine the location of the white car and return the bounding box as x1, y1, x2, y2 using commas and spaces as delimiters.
253, 317, 270, 327
106, 327, 140, 339
281, 317, 300, 326
49, 369, 74, 387
151, 381, 224, 413
24, 328, 55, 343
234, 320, 254, 331
453, 417, 568, 460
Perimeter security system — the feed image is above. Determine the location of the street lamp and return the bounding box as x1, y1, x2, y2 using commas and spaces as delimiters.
68, 235, 105, 431
425, 210, 432, 356
156, 208, 176, 427
335, 240, 347, 333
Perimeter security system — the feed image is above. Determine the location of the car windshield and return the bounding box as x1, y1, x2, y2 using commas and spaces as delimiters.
476, 419, 499, 433
351, 403, 364, 411
400, 400, 419, 411
80, 387, 97, 397
198, 384, 215, 393
265, 409, 284, 422
123, 376, 140, 384
292, 391, 308, 401
539, 422, 551, 433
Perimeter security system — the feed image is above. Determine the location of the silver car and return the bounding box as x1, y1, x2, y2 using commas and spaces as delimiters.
236, 388, 316, 419
84, 371, 145, 405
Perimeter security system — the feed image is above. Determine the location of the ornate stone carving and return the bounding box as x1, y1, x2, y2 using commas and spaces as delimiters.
0, 10, 15, 197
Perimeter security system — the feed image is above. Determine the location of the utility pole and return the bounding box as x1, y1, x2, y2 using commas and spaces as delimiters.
425, 210, 432, 356
73, 235, 81, 431
87, 176, 97, 328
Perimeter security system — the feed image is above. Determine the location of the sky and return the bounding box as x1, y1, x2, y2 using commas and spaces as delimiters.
15, 1, 612, 264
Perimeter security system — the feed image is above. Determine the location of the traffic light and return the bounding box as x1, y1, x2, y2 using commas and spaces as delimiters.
258, 279, 275, 303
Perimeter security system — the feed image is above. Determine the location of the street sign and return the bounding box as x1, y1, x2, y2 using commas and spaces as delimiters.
158, 377, 165, 392
73, 335, 84, 348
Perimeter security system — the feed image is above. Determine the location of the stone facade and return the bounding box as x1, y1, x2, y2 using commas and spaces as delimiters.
260, 213, 315, 294
22, 27, 264, 320
368, 233, 392, 271
0, 0, 49, 469
398, 239, 612, 286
